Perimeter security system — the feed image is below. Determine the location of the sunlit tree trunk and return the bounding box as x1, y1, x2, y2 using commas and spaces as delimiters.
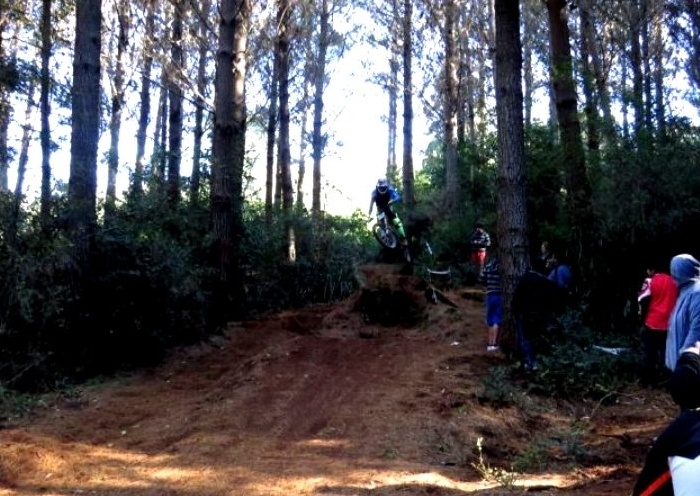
264, 56, 278, 223
133, 0, 155, 196
167, 2, 184, 206
311, 0, 329, 215
297, 3, 313, 214
443, 0, 460, 213
10, 81, 35, 244
191, 0, 211, 204
276, 0, 295, 260
105, 0, 130, 222
494, 0, 529, 345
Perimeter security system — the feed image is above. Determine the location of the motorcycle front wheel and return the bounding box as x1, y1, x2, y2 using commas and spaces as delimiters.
372, 224, 398, 249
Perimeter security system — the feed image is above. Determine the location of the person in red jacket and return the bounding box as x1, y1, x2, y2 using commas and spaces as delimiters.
638, 262, 679, 386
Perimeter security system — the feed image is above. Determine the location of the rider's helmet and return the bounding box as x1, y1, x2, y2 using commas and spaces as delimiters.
376, 178, 389, 194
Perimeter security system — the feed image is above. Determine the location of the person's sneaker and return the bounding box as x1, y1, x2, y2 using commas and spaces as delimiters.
486, 345, 500, 352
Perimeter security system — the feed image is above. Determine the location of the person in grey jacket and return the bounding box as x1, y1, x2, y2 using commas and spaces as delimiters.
666, 254, 700, 370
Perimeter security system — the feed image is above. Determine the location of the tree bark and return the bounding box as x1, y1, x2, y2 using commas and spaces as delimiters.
211, 0, 248, 324
494, 0, 529, 346
40, 0, 53, 226
442, 0, 460, 213
311, 0, 329, 215
401, 0, 415, 209
133, 0, 155, 196
265, 55, 278, 223
545, 0, 594, 269
68, 0, 102, 267
167, 2, 184, 206
105, 0, 130, 222
191, 0, 211, 203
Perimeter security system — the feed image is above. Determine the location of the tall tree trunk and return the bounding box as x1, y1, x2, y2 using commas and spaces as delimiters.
277, 0, 293, 214
522, 1, 534, 127
401, 0, 415, 209
629, 0, 645, 138
494, 0, 529, 345
264, 56, 278, 223
276, 0, 295, 260
191, 0, 210, 204
211, 0, 248, 326
311, 0, 329, 215
298, 6, 313, 214
68, 0, 102, 266
40, 0, 53, 226
105, 1, 130, 223
386, 0, 399, 183
641, 1, 653, 133
134, 0, 155, 196
0, 6, 11, 192
651, 3, 665, 139
10, 81, 36, 244
579, 5, 600, 155
443, 0, 460, 213
580, 0, 614, 142
153, 66, 168, 186
167, 3, 184, 206
545, 0, 593, 270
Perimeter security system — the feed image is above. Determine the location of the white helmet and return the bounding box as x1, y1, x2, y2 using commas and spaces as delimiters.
376, 178, 388, 194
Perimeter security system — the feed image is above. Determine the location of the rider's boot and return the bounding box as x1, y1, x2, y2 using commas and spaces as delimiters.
393, 218, 408, 246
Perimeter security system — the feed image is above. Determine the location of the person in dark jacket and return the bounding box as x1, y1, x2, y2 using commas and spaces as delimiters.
512, 268, 563, 371
633, 341, 700, 495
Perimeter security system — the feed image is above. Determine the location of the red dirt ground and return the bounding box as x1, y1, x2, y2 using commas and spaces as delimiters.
0, 264, 677, 495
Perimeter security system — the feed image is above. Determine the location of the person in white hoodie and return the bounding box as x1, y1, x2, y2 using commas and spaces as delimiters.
666, 254, 700, 371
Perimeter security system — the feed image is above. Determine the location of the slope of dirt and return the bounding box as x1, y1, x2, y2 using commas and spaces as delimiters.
0, 264, 677, 495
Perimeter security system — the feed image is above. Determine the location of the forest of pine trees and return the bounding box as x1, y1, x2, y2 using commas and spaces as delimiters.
0, 0, 699, 391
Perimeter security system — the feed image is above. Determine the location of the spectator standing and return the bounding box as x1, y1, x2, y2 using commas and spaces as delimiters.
480, 257, 502, 352
546, 252, 572, 291
633, 341, 700, 495
666, 254, 700, 371
535, 241, 552, 274
512, 268, 562, 371
637, 263, 678, 386
469, 222, 491, 277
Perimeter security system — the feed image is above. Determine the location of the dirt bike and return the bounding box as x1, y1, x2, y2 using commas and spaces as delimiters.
371, 210, 412, 263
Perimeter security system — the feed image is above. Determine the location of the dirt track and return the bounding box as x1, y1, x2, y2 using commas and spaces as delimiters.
0, 264, 677, 495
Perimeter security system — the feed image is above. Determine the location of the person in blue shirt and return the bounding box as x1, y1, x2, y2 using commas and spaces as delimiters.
546, 252, 572, 291
368, 178, 407, 245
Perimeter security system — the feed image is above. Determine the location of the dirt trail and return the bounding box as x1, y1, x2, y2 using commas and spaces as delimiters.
0, 264, 677, 495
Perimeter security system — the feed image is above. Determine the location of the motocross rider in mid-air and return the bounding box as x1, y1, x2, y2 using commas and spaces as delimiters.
368, 178, 408, 246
